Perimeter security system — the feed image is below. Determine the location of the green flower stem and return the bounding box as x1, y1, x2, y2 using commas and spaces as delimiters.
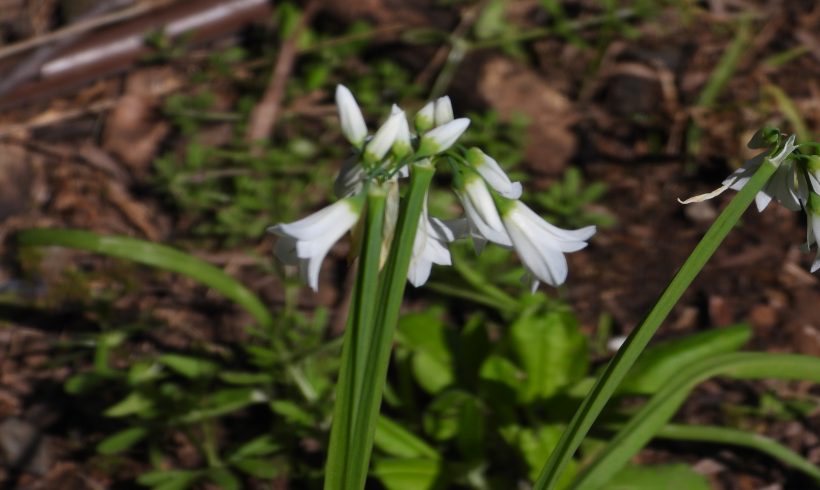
534, 156, 781, 489
324, 162, 435, 490
325, 186, 387, 488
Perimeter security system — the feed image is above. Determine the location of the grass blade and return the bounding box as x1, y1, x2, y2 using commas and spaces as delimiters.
17, 228, 272, 327
573, 353, 820, 489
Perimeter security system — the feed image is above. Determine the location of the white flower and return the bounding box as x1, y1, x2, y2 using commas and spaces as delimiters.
434, 96, 454, 126
335, 85, 367, 148
416, 118, 470, 158
270, 195, 364, 291
454, 170, 511, 253
390, 104, 412, 158
499, 200, 595, 291
364, 110, 405, 163
407, 194, 459, 287
414, 101, 435, 133
805, 192, 820, 273
679, 134, 801, 211
466, 147, 522, 199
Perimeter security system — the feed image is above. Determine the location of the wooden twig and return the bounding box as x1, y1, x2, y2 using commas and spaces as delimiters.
246, 0, 320, 144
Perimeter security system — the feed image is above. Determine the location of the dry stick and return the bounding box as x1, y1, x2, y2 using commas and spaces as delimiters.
246, 0, 320, 144
0, 0, 174, 62
0, 0, 135, 99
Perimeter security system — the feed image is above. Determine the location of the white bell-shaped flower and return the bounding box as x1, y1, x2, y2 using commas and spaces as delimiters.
335, 85, 367, 148
454, 170, 512, 253
805, 192, 820, 273
416, 118, 470, 158
407, 194, 459, 287
466, 147, 522, 199
499, 199, 595, 291
270, 195, 364, 291
334, 157, 365, 198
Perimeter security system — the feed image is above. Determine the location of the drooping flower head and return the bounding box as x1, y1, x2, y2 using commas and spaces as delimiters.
273, 84, 595, 291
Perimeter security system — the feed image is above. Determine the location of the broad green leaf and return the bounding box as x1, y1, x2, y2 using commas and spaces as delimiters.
510, 309, 587, 402
158, 354, 218, 380
105, 391, 154, 418
375, 416, 439, 459
423, 390, 482, 443
16, 228, 273, 327
602, 464, 710, 490
515, 425, 577, 485
572, 353, 820, 489
96, 426, 148, 454
372, 458, 444, 490
396, 311, 455, 394
617, 324, 751, 395
65, 372, 107, 394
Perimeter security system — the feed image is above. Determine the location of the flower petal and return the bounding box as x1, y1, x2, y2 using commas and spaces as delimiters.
335, 85, 367, 147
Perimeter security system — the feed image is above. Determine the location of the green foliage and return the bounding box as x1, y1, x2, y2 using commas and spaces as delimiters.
534, 167, 615, 229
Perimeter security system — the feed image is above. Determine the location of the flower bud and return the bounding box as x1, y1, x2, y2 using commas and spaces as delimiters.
335, 85, 367, 148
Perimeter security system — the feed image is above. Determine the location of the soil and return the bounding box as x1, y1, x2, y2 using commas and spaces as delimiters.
0, 1, 819, 489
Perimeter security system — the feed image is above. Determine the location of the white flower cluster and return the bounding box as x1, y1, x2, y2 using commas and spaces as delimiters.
680, 129, 820, 272
271, 85, 596, 291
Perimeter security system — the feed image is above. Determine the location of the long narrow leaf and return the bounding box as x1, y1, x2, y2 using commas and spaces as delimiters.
533, 148, 780, 489
17, 228, 272, 327
330, 162, 435, 490
573, 353, 820, 489
325, 187, 387, 488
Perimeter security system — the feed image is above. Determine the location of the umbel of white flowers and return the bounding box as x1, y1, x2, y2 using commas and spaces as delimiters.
270, 85, 596, 292
680, 128, 820, 273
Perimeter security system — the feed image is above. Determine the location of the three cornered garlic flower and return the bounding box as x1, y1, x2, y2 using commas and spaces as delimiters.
271, 193, 365, 292
497, 198, 596, 292
681, 129, 820, 274
680, 133, 801, 211
273, 84, 595, 291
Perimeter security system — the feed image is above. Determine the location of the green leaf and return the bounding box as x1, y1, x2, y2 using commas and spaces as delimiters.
617, 324, 751, 395
510, 309, 588, 402
158, 354, 218, 379
325, 164, 435, 490
219, 371, 273, 385
96, 426, 148, 454
423, 390, 482, 444
137, 469, 200, 490
180, 388, 264, 423
372, 458, 445, 490
515, 425, 577, 485
206, 468, 241, 490
572, 353, 820, 489
232, 457, 281, 478
396, 311, 455, 394
228, 435, 281, 461
375, 416, 439, 459
602, 464, 710, 490
105, 391, 154, 418
270, 400, 315, 426
16, 228, 273, 327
